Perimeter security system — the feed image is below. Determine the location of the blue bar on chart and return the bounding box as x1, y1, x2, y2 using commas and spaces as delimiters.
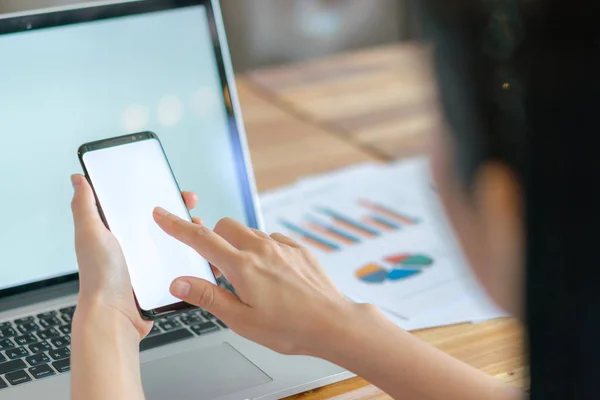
305, 216, 361, 245
363, 214, 401, 231
279, 220, 341, 252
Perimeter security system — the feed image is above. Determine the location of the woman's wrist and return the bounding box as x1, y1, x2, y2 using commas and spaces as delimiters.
70, 296, 147, 400
73, 296, 143, 346
308, 301, 388, 362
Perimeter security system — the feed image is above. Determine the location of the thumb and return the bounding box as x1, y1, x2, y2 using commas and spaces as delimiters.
170, 277, 246, 321
71, 174, 105, 233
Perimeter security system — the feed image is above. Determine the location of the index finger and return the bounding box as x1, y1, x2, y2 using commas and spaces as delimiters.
152, 207, 240, 272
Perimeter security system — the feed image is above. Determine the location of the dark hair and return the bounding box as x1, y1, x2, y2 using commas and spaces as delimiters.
417, 1, 600, 398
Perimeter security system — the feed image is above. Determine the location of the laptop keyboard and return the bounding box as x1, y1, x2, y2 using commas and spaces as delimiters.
0, 301, 230, 389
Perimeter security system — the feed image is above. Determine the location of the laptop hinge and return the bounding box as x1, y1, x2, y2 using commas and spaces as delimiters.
0, 281, 78, 313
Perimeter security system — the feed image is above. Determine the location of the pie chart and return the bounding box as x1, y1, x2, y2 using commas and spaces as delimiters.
387, 268, 421, 280
355, 253, 433, 284
385, 254, 433, 267
355, 263, 389, 283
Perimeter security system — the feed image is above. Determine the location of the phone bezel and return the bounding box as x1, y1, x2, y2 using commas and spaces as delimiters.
78, 131, 214, 320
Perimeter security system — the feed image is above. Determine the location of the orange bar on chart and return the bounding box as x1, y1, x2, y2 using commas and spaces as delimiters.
358, 199, 417, 225
301, 236, 336, 253
362, 216, 395, 232
307, 223, 356, 245
331, 219, 377, 238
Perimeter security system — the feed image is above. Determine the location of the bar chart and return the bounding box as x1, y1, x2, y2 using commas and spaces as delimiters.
276, 198, 421, 253
259, 159, 508, 328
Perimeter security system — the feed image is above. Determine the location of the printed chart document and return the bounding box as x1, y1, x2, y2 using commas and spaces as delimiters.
259, 157, 506, 330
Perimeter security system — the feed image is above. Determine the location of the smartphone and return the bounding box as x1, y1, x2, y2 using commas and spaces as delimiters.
77, 131, 217, 319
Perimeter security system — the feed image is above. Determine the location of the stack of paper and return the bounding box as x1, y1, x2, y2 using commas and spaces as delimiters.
259, 157, 507, 331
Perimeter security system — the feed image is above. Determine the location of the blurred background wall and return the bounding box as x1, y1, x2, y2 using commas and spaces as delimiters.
0, 0, 412, 71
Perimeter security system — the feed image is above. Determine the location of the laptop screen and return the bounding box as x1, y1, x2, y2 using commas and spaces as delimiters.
0, 3, 256, 294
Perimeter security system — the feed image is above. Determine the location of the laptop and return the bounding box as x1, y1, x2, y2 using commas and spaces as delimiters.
0, 1, 351, 398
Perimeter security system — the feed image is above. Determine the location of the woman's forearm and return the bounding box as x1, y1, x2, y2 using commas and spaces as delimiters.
71, 299, 145, 400
317, 305, 522, 400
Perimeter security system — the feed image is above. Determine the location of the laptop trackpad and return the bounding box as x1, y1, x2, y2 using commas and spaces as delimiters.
142, 342, 272, 400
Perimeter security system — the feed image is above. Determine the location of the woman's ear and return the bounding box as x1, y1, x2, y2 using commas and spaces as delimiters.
473, 162, 524, 316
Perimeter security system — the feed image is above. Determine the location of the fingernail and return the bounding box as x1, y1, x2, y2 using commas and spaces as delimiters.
70, 175, 81, 189
171, 280, 191, 298
154, 207, 169, 217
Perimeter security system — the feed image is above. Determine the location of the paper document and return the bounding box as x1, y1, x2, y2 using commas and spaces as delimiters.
259, 157, 508, 330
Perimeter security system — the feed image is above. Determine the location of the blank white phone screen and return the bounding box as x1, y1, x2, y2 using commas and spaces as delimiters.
82, 137, 216, 311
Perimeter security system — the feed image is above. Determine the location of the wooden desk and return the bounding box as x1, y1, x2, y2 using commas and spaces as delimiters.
237, 43, 527, 399
246, 43, 439, 161
235, 79, 380, 191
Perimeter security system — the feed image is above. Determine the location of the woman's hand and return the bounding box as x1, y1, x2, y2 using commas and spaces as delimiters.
152, 213, 524, 400
70, 174, 201, 339
153, 209, 367, 357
